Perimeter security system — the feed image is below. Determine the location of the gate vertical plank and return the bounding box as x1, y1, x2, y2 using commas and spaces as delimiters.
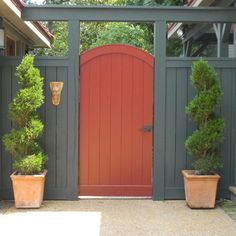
80, 63, 90, 185
110, 54, 122, 185
142, 63, 153, 186
99, 55, 112, 185
132, 59, 144, 184
121, 55, 133, 185
89, 59, 100, 185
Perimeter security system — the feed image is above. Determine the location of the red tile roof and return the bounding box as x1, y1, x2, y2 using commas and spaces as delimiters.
11, 0, 53, 42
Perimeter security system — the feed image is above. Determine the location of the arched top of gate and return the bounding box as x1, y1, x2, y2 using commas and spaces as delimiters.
80, 44, 153, 67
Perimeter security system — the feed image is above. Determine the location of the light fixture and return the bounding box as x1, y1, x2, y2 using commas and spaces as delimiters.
177, 28, 183, 37
0, 28, 5, 49
50, 82, 64, 106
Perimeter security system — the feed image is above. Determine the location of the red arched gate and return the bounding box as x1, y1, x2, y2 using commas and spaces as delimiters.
79, 44, 153, 196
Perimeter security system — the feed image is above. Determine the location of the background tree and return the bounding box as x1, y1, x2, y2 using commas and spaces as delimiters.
24, 0, 184, 56
91, 22, 153, 53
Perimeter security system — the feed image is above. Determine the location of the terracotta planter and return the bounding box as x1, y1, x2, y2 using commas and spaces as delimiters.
182, 170, 220, 209
10, 170, 47, 209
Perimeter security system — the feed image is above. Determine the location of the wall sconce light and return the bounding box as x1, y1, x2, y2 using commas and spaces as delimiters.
177, 28, 183, 38
0, 28, 5, 49
50, 82, 64, 106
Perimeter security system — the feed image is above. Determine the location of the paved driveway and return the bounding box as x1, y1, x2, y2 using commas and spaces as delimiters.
1, 200, 236, 236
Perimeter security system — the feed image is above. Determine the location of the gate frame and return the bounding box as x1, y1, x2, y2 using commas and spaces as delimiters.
21, 5, 236, 200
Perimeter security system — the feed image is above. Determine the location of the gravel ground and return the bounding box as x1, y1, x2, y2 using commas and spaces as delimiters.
1, 200, 236, 236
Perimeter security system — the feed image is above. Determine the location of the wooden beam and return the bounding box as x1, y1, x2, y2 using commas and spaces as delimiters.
153, 21, 166, 200
22, 6, 236, 23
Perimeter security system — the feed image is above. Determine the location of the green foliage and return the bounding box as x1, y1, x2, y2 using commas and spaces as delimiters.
91, 22, 153, 53
37, 22, 68, 56
126, 0, 183, 6
185, 60, 225, 175
35, 0, 183, 56
166, 38, 183, 57
13, 153, 47, 175
3, 55, 46, 175
81, 22, 107, 53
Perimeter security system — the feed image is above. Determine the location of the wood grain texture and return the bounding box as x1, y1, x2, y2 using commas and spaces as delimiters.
0, 56, 236, 200
79, 45, 153, 196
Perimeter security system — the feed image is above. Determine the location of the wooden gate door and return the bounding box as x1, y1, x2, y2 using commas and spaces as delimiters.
79, 45, 153, 196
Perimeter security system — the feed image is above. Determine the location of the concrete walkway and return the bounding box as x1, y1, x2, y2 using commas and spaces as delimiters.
1, 200, 236, 236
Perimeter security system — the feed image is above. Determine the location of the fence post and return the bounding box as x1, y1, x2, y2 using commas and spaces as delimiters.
153, 20, 166, 200
68, 20, 80, 199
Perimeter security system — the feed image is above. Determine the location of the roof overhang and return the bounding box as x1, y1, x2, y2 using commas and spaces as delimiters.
168, 0, 216, 39
0, 0, 52, 48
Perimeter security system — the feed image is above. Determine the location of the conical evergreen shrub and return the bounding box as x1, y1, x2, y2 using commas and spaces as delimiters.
3, 55, 47, 175
185, 60, 225, 175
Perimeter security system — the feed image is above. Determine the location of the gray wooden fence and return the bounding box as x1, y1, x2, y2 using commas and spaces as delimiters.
0, 56, 235, 200
0, 57, 77, 200
165, 58, 236, 199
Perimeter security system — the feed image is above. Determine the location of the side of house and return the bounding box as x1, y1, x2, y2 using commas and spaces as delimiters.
0, 0, 52, 56
168, 0, 236, 57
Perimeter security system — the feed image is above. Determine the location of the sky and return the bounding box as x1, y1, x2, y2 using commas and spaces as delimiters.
30, 0, 44, 4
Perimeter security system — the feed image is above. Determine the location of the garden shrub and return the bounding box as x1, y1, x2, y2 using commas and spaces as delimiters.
185, 60, 225, 175
3, 55, 47, 175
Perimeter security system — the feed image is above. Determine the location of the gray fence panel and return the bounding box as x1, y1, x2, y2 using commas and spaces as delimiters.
165, 59, 236, 199
0, 57, 236, 200
0, 58, 73, 200
0, 66, 13, 199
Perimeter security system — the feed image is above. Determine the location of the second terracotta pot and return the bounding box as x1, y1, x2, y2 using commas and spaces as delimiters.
182, 170, 220, 209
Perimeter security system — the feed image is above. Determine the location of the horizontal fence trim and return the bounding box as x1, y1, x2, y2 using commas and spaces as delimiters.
0, 57, 69, 67
166, 58, 236, 68
22, 6, 236, 23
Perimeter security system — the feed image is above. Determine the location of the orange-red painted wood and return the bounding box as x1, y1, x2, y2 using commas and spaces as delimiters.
79, 44, 153, 196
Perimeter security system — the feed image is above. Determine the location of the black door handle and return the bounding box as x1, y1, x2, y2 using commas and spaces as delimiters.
142, 125, 152, 132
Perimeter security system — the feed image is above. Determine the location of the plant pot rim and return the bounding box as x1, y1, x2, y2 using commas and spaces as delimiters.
182, 170, 220, 179
11, 170, 48, 179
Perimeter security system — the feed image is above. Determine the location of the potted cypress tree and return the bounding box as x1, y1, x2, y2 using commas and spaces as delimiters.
3, 55, 47, 208
182, 59, 225, 209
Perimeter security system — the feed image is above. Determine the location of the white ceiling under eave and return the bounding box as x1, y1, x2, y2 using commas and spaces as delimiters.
0, 0, 51, 48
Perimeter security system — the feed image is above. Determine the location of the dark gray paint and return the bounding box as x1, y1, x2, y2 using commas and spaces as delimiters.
153, 21, 166, 200
22, 6, 236, 23
1, 57, 235, 200
0, 58, 75, 199
67, 20, 80, 199
164, 59, 236, 199
10, 1, 236, 201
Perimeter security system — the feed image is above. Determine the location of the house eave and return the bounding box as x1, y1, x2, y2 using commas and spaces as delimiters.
0, 0, 52, 48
